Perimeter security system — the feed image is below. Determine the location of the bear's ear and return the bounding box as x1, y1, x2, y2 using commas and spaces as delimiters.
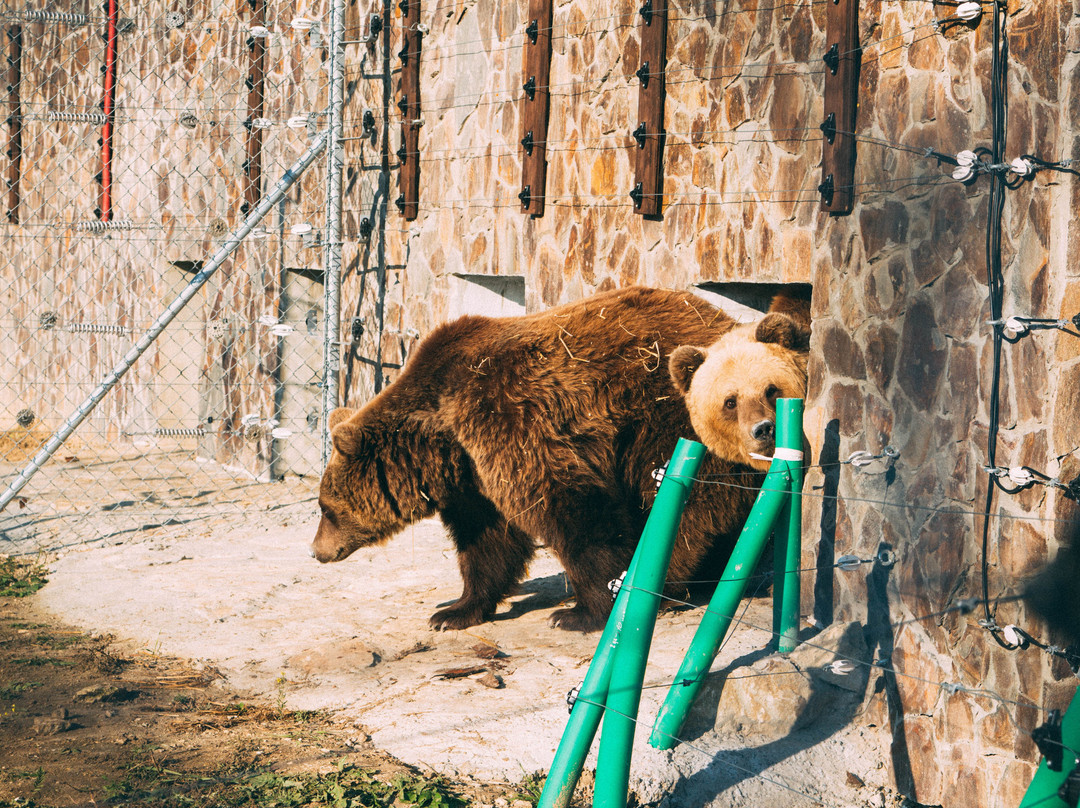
755, 313, 811, 352
669, 345, 708, 394
331, 412, 376, 457
329, 407, 356, 430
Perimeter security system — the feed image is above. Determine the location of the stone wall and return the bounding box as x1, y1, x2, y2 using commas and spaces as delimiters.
346, 0, 1080, 804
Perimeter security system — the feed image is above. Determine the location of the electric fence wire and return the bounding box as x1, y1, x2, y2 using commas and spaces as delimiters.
672, 470, 1080, 533
369, 10, 970, 122
613, 581, 1062, 723
979, 0, 1020, 653
384, 0, 963, 76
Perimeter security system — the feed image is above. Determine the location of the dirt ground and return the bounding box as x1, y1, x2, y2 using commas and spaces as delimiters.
3, 509, 903, 808
0, 568, 536, 808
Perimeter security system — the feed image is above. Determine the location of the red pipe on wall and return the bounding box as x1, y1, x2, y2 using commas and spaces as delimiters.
99, 0, 118, 221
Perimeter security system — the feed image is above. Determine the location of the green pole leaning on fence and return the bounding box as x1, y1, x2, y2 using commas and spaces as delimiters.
592, 438, 706, 808
1019, 688, 1080, 808
649, 399, 803, 750
535, 552, 639, 808
771, 398, 804, 652
537, 438, 706, 808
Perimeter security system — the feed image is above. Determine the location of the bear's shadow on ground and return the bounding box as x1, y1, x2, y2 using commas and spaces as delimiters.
434, 573, 574, 623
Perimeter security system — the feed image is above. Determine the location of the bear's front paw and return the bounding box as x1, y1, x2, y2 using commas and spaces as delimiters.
429, 603, 491, 631
550, 606, 606, 633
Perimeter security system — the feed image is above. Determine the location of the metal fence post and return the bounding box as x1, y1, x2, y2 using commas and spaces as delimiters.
537, 439, 705, 808
1019, 688, 1080, 808
592, 438, 705, 808
321, 0, 347, 466
772, 398, 804, 652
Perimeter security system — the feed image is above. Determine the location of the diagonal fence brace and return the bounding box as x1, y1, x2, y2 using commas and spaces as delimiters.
0, 132, 329, 515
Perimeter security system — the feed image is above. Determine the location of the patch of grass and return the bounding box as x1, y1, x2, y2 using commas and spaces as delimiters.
513, 770, 546, 805
97, 758, 469, 808
10, 766, 46, 792
32, 633, 81, 650
12, 657, 75, 667
0, 557, 48, 598
0, 680, 41, 700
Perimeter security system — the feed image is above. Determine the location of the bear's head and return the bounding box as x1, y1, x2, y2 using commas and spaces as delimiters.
311, 405, 468, 563
669, 312, 810, 471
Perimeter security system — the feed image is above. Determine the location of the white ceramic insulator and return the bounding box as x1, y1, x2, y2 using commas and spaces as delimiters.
1008, 467, 1034, 486
956, 2, 982, 21
952, 163, 976, 182
1009, 156, 1034, 176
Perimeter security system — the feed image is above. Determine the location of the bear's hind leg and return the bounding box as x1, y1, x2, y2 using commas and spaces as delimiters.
431, 504, 534, 631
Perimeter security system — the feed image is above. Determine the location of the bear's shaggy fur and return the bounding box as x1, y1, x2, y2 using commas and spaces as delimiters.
312, 286, 759, 632
668, 293, 812, 471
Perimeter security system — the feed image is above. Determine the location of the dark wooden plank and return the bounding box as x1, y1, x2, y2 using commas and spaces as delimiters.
820, 0, 859, 214
243, 0, 267, 215
632, 0, 667, 218
397, 0, 421, 221
5, 23, 21, 224
519, 0, 552, 217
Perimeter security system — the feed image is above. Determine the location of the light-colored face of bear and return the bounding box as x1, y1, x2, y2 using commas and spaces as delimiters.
670, 317, 808, 471
310, 406, 436, 563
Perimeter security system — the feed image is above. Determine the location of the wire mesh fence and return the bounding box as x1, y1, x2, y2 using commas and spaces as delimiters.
0, 0, 342, 553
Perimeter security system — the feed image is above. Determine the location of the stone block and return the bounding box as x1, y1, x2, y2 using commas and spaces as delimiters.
897, 296, 947, 411
686, 622, 871, 742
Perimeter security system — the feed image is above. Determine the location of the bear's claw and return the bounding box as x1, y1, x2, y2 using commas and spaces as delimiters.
550, 606, 606, 633
429, 603, 491, 631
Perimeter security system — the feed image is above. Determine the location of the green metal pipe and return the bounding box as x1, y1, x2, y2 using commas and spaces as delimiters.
649, 399, 804, 748
536, 553, 638, 808
772, 398, 804, 653
1019, 688, 1080, 808
593, 438, 706, 807
647, 461, 790, 750
537, 438, 704, 808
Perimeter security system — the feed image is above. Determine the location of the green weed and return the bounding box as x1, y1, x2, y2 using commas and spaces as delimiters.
96, 757, 469, 808
12, 657, 75, 667
0, 680, 41, 700
0, 557, 48, 597
514, 770, 546, 805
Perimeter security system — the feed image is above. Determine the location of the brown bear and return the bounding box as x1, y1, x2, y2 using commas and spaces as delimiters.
668, 292, 812, 471
311, 286, 760, 632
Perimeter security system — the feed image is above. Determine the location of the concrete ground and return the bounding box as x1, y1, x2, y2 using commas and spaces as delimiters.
35, 512, 897, 807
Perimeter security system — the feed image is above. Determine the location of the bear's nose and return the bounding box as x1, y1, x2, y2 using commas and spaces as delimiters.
751, 419, 775, 442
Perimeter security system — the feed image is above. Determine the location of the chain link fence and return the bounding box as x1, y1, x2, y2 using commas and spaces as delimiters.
0, 0, 348, 553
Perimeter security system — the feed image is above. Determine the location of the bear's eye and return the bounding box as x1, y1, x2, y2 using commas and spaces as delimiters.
765, 384, 779, 400
724, 396, 737, 410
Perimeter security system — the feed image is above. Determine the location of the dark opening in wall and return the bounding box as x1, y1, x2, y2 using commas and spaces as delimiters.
449, 274, 526, 319
692, 281, 813, 324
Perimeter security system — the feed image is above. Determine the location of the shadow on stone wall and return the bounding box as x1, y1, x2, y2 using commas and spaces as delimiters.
865, 541, 917, 801
813, 419, 841, 628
